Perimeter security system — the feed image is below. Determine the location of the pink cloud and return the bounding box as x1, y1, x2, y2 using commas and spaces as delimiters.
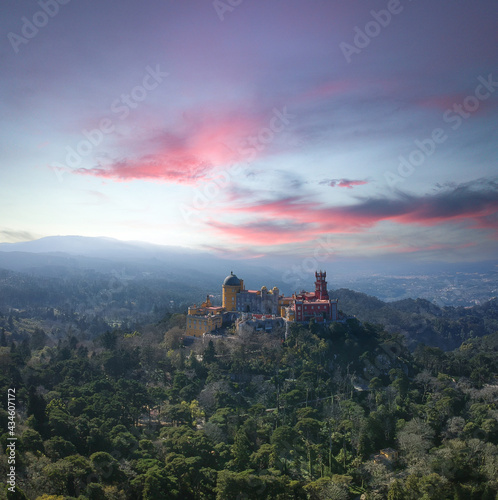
325, 179, 368, 189
221, 196, 385, 234
208, 181, 498, 246
208, 219, 320, 246
74, 109, 271, 184
76, 155, 212, 184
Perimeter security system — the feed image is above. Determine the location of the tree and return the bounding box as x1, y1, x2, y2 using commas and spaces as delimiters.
140, 466, 178, 500
250, 443, 275, 471
397, 418, 435, 464
90, 452, 123, 484
31, 328, 48, 350
43, 455, 92, 497
99, 330, 118, 350
6, 485, 29, 500
271, 425, 298, 474
85, 483, 106, 500
27, 387, 47, 433
304, 478, 349, 500
404, 473, 451, 500
203, 340, 216, 364
215, 470, 298, 500
295, 418, 322, 476
163, 326, 184, 350
111, 430, 137, 456
0, 328, 7, 346
48, 408, 77, 443
232, 428, 252, 471
33, 496, 64, 500
387, 479, 405, 500
44, 437, 77, 460
21, 429, 44, 454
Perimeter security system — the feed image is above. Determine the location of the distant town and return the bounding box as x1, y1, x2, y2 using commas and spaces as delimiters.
332, 271, 497, 307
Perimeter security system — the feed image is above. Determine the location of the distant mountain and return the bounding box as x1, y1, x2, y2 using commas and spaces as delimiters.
0, 236, 291, 293
0, 235, 203, 259
1, 236, 497, 308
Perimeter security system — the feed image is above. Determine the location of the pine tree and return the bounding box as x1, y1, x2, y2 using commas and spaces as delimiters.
232, 429, 252, 471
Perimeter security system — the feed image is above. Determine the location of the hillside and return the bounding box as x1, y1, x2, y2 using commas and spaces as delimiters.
1, 245, 497, 498
1, 311, 497, 499
333, 288, 498, 351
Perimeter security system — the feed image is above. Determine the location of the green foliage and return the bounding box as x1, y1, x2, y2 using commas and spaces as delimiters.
216, 470, 305, 500
42, 455, 92, 497
142, 466, 178, 500
232, 428, 253, 470
21, 429, 44, 454
6, 485, 29, 500
304, 477, 349, 500
44, 436, 77, 460
89, 452, 123, 484
85, 483, 106, 500
4, 301, 498, 499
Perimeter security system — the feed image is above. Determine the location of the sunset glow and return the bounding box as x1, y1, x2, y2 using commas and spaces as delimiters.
1, 0, 497, 264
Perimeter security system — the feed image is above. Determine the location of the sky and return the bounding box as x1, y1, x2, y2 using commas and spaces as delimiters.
1, 0, 497, 267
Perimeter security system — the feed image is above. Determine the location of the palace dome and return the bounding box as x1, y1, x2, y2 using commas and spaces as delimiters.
223, 272, 241, 286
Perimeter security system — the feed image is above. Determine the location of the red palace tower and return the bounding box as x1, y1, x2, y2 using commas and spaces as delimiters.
292, 271, 338, 323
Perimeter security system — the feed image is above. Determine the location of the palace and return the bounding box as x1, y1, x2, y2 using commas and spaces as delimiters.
222, 272, 280, 315
282, 271, 338, 323
185, 296, 224, 337
185, 270, 339, 337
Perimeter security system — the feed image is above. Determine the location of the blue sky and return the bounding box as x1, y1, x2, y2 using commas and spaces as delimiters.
1, 0, 497, 264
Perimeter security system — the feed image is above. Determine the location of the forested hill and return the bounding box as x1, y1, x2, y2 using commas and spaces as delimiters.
1, 312, 497, 499
332, 288, 498, 351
